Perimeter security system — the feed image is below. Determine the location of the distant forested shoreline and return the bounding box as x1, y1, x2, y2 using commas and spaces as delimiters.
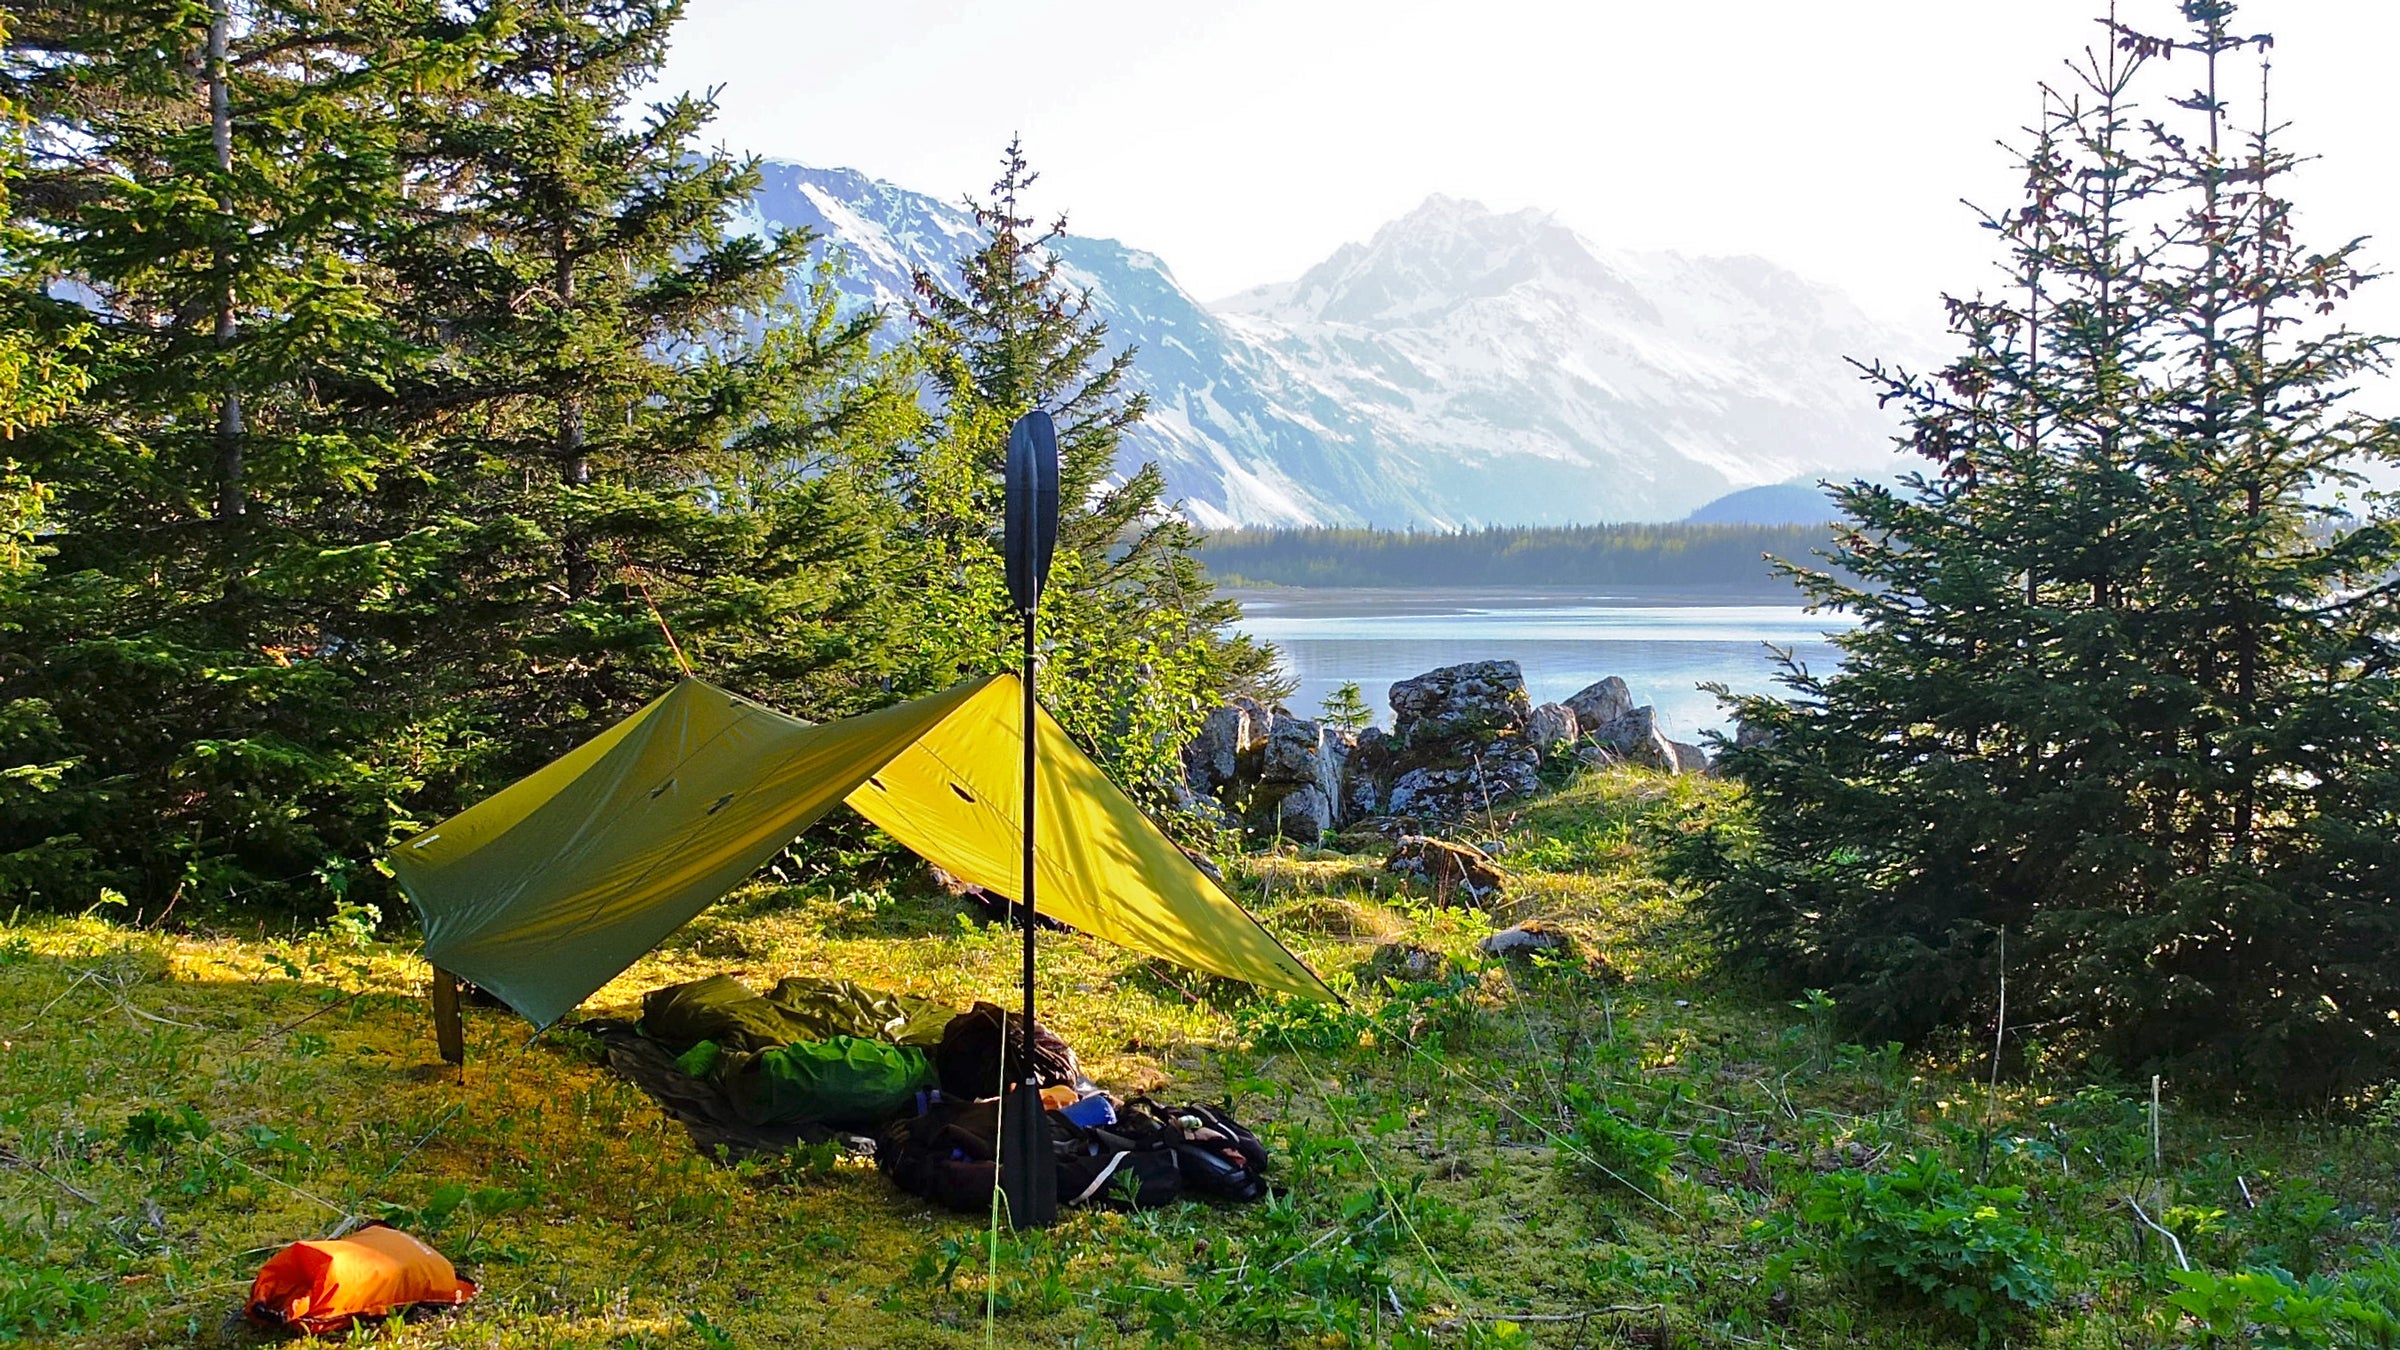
1196, 523, 1835, 593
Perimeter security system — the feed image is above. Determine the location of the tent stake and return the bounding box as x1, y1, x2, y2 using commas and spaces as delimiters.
429, 965, 464, 1066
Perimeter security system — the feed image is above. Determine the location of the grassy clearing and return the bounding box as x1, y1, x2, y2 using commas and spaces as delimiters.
3, 768, 2397, 1347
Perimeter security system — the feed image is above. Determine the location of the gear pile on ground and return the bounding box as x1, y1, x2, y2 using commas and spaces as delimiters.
583, 975, 1272, 1214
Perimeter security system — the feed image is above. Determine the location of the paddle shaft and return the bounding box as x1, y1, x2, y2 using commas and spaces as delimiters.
999, 604, 1058, 1227
1019, 606, 1038, 1074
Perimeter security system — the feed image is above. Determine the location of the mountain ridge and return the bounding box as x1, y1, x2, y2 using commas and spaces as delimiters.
741, 160, 1933, 528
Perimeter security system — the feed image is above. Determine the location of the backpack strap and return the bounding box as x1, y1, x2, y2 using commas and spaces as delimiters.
1066, 1149, 1132, 1205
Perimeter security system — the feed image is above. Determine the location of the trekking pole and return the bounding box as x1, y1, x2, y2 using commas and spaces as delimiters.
999, 409, 1060, 1230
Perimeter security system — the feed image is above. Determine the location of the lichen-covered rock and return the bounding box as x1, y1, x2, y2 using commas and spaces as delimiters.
1383, 750, 1541, 822
1182, 700, 1261, 796
1344, 727, 1391, 820
1525, 701, 1579, 752
1384, 835, 1506, 903
1258, 713, 1328, 784
1388, 661, 1532, 745
1274, 784, 1336, 840
1564, 676, 1634, 732
1590, 705, 1677, 771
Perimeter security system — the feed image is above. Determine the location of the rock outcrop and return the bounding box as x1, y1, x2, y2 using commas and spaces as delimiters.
1349, 660, 1543, 823
1563, 676, 1634, 731
1525, 702, 1579, 752
1184, 660, 1709, 835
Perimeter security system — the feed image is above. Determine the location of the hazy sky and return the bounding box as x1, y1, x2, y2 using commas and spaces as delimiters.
654, 0, 2400, 337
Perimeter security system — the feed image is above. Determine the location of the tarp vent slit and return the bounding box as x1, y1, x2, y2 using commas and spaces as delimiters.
649, 779, 676, 799
950, 783, 976, 804
707, 793, 734, 815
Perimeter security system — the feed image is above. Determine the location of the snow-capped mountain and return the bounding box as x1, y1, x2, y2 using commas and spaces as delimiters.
741, 161, 1933, 528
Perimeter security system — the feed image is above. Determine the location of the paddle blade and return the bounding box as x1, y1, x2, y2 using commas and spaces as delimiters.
1003, 411, 1060, 614
998, 1085, 1058, 1228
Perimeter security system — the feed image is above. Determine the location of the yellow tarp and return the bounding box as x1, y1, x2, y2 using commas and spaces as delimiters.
389, 675, 1329, 1027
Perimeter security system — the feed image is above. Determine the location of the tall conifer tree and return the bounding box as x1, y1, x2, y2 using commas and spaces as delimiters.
904, 140, 1277, 813
374, 0, 922, 768
0, 0, 486, 912
1679, 3, 2400, 1096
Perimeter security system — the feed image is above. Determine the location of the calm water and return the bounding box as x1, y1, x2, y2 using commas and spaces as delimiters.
1230, 588, 1853, 741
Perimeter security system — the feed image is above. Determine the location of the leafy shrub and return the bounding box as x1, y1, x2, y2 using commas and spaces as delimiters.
1787, 1152, 2059, 1342
0, 1257, 107, 1341
2161, 1259, 2400, 1349
2244, 1177, 2347, 1280
1563, 1085, 1675, 1194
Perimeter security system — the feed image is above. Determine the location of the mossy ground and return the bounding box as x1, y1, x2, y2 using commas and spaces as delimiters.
3, 769, 2396, 1347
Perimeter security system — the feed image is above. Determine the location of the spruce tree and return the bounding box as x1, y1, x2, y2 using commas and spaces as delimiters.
378, 0, 921, 773
1678, 2, 2400, 1097
904, 139, 1278, 813
0, 0, 486, 913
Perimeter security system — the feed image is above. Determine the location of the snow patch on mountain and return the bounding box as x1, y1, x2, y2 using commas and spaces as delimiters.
746, 160, 1936, 527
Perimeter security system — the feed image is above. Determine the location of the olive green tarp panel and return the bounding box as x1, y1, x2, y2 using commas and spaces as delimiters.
390, 674, 1330, 1029
391, 678, 992, 1028
843, 676, 1329, 1002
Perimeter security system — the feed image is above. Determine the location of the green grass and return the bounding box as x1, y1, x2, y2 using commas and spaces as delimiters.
2, 767, 2396, 1347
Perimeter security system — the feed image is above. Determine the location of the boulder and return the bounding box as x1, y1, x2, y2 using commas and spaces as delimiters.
1384, 835, 1506, 903
1734, 717, 1778, 751
1274, 784, 1336, 841
1563, 676, 1634, 732
1666, 739, 1712, 775
1341, 727, 1388, 816
1590, 705, 1677, 771
1257, 713, 1329, 785
1383, 752, 1541, 822
1182, 700, 1260, 796
1388, 661, 1532, 745
1317, 728, 1354, 819
1479, 921, 1575, 960
1525, 701, 1579, 752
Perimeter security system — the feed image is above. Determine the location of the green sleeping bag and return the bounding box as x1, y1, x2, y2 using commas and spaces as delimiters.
730, 1035, 936, 1129
641, 974, 953, 1054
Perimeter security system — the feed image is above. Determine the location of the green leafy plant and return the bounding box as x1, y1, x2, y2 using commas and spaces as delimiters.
2162, 1263, 2400, 1350
0, 1257, 107, 1342
1787, 1152, 2059, 1342
119, 1103, 211, 1155
1563, 1085, 1675, 1194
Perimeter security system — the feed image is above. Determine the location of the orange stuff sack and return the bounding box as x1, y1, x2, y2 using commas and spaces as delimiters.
247, 1224, 477, 1333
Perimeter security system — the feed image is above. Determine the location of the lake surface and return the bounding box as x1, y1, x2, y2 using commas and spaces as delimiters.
1229, 588, 1853, 741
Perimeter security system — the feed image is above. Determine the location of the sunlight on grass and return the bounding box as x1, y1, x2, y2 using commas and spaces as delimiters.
2, 770, 2395, 1347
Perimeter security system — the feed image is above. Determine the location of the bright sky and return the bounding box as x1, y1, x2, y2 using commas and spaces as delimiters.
655, 0, 2400, 339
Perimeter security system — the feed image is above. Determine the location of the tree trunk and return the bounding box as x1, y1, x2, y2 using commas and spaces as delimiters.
555, 220, 594, 596
209, 0, 244, 522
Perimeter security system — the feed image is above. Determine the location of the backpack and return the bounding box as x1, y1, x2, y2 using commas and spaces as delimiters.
932, 1003, 1081, 1099
1119, 1099, 1272, 1202
875, 1093, 1184, 1213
